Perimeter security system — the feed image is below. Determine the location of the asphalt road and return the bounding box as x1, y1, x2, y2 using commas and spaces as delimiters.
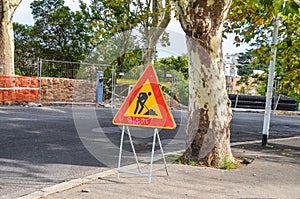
0, 106, 299, 198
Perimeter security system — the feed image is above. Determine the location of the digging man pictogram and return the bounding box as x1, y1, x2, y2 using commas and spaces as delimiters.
134, 92, 157, 116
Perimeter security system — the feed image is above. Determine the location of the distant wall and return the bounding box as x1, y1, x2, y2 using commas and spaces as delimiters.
0, 76, 96, 104
41, 77, 96, 103
0, 76, 39, 103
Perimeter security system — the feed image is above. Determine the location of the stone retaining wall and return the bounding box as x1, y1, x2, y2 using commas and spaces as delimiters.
41, 77, 96, 103
0, 76, 96, 104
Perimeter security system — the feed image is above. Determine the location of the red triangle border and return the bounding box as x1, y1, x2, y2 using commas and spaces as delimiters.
113, 65, 176, 129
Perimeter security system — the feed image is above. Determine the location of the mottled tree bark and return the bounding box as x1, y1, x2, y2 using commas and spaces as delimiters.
175, 0, 234, 167
0, 0, 22, 75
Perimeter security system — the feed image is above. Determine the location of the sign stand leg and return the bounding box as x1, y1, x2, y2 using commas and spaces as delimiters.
117, 126, 125, 179
117, 127, 169, 183
118, 126, 142, 179
148, 128, 157, 183
148, 128, 169, 183
155, 128, 169, 176
126, 126, 141, 172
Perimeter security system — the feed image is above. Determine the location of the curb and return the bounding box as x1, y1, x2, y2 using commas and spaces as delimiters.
232, 108, 300, 116
271, 110, 300, 116
18, 164, 137, 199
17, 136, 300, 199
17, 150, 185, 199
18, 168, 117, 199
231, 135, 300, 146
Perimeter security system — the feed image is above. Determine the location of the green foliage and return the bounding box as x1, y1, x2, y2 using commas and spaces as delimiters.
281, 152, 288, 156
176, 154, 239, 169
186, 160, 199, 166
30, 0, 94, 61
82, 0, 171, 67
175, 156, 200, 166
219, 155, 238, 170
234, 51, 270, 95
225, 0, 300, 100
15, 67, 26, 76
157, 55, 188, 79
14, 23, 41, 76
14, 0, 96, 78
203, 154, 240, 170
165, 154, 182, 163
14, 0, 172, 79
254, 75, 268, 96
236, 51, 253, 76
80, 0, 154, 73
155, 55, 189, 106
275, 10, 300, 99
81, 0, 139, 43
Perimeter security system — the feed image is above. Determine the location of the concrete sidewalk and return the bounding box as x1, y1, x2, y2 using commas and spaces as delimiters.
21, 137, 300, 199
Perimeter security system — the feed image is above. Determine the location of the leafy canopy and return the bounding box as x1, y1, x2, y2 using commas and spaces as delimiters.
225, 0, 300, 99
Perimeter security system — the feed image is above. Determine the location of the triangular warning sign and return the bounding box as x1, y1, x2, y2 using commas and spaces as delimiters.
113, 65, 176, 129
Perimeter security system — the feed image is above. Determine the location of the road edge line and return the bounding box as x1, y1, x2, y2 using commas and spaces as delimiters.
231, 136, 300, 146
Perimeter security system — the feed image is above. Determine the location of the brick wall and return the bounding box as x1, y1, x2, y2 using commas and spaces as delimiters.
0, 76, 39, 103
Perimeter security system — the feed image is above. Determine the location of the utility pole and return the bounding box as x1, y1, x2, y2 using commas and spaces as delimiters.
262, 15, 279, 146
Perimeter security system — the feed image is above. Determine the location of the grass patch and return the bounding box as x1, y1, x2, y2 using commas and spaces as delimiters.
220, 158, 237, 170
219, 155, 242, 170
165, 153, 183, 163
175, 155, 207, 167
171, 153, 241, 170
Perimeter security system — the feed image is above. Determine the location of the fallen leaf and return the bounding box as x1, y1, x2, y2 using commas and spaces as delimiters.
81, 189, 91, 193
281, 152, 288, 156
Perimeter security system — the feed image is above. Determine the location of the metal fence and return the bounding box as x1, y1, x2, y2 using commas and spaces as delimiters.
40, 59, 111, 80
1, 61, 40, 104
39, 59, 113, 104
113, 64, 189, 108
15, 60, 40, 77
38, 59, 188, 107
228, 94, 297, 111
5, 59, 188, 107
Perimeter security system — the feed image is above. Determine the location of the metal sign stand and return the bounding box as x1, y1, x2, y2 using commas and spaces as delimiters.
117, 126, 169, 183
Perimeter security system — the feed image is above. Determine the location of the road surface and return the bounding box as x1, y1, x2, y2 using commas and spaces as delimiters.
0, 106, 299, 198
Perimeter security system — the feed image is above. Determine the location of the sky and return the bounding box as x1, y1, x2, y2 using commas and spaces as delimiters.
13, 0, 250, 57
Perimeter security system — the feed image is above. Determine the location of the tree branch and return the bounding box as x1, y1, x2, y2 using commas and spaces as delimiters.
159, 0, 171, 29
10, 0, 22, 13
173, 0, 189, 30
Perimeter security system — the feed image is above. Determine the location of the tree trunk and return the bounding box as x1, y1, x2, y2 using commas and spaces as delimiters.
142, 38, 156, 67
0, 16, 14, 76
141, 0, 171, 68
175, 0, 234, 167
0, 0, 22, 76
184, 35, 234, 166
